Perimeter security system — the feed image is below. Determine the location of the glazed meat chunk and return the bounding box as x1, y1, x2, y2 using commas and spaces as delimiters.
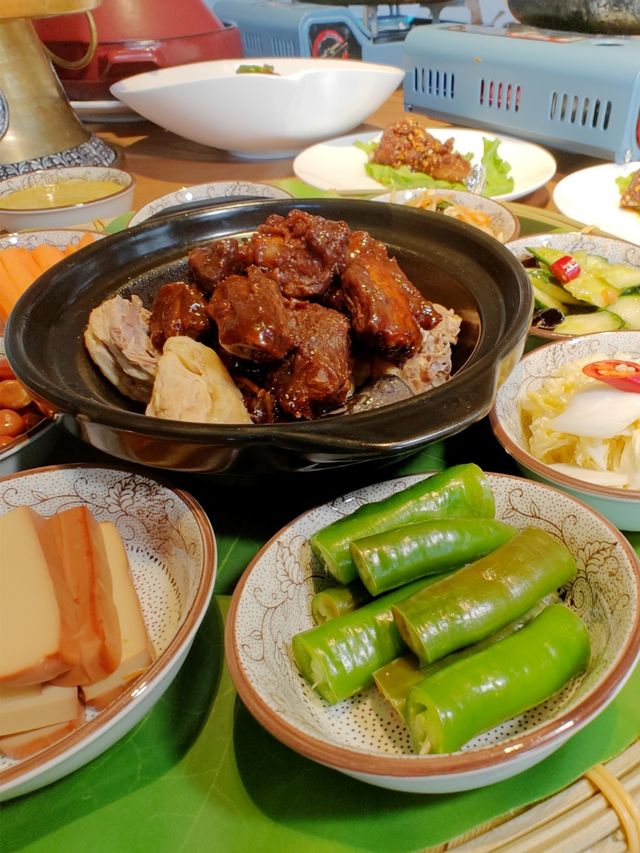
342, 256, 422, 363
209, 266, 294, 362
372, 119, 471, 185
252, 209, 351, 298
269, 302, 352, 420
188, 238, 253, 294
348, 231, 441, 332
149, 282, 210, 350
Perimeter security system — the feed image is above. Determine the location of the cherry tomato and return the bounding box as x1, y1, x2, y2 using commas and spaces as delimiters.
0, 409, 26, 436
0, 379, 31, 409
0, 435, 16, 448
0, 359, 15, 381
21, 410, 45, 431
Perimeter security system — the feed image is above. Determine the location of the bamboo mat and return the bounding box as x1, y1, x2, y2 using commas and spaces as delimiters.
425, 740, 640, 852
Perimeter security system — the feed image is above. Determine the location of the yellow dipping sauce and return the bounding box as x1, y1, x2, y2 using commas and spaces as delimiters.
1, 179, 124, 210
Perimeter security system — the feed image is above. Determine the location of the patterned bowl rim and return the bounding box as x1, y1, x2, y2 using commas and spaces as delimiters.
489, 334, 640, 502
225, 471, 640, 779
0, 462, 216, 789
128, 180, 293, 227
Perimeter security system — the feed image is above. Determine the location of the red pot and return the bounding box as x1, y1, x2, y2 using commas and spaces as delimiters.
35, 0, 244, 101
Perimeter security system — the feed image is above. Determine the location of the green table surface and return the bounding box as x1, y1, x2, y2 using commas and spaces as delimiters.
2, 202, 639, 852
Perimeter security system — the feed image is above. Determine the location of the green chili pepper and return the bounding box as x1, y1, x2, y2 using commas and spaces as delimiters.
309, 463, 495, 584
406, 604, 591, 754
351, 518, 515, 595
391, 526, 577, 666
311, 580, 372, 624
373, 597, 554, 720
291, 573, 452, 704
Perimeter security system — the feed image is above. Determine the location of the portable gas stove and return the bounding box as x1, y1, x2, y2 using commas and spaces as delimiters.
403, 23, 640, 162
209, 0, 470, 66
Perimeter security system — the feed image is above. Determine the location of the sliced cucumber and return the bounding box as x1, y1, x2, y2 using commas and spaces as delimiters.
554, 310, 625, 335
570, 250, 609, 271
528, 269, 581, 306
594, 263, 640, 290
606, 293, 640, 330
564, 271, 619, 308
526, 246, 567, 267
532, 283, 565, 313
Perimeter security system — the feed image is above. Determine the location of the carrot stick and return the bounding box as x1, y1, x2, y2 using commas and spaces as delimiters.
31, 244, 66, 274
0, 262, 20, 319
0, 247, 40, 294
64, 232, 96, 255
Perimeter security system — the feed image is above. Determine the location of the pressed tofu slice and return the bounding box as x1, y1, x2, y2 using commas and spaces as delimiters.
49, 507, 122, 687
0, 683, 79, 736
0, 507, 79, 685
81, 522, 155, 709
0, 711, 84, 760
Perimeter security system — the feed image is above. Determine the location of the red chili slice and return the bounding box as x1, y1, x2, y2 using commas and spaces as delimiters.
549, 255, 581, 283
582, 359, 640, 393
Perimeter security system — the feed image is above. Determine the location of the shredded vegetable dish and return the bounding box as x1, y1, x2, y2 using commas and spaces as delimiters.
519, 351, 640, 489
403, 192, 500, 239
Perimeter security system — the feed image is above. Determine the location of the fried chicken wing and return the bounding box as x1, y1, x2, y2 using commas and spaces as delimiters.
148, 282, 210, 350
269, 302, 352, 420
372, 119, 471, 185
209, 266, 294, 362
252, 209, 351, 298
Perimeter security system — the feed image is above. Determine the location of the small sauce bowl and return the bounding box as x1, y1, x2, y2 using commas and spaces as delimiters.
0, 167, 135, 231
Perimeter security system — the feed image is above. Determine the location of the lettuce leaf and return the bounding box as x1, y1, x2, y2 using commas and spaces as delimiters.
364, 162, 467, 191
481, 137, 514, 197
616, 174, 633, 195
358, 136, 515, 197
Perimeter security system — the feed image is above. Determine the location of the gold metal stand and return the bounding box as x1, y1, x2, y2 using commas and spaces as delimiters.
0, 0, 118, 179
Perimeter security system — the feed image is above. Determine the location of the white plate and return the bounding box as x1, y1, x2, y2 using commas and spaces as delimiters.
71, 100, 141, 123
553, 162, 640, 245
0, 464, 216, 801
292, 128, 557, 201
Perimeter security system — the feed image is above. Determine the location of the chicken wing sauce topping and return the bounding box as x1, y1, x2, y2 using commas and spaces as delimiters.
84, 210, 461, 425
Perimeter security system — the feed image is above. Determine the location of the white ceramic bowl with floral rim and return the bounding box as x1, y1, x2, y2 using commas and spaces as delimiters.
128, 180, 293, 227
489, 331, 640, 532
505, 232, 640, 341
0, 167, 135, 231
0, 463, 216, 802
225, 472, 640, 794
371, 188, 520, 243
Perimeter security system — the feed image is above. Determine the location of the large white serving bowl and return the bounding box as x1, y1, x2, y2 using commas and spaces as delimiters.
490, 331, 640, 531
226, 472, 640, 794
110, 58, 405, 159
0, 464, 216, 801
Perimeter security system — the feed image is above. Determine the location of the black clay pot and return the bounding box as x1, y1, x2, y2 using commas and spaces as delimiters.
4, 198, 532, 475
